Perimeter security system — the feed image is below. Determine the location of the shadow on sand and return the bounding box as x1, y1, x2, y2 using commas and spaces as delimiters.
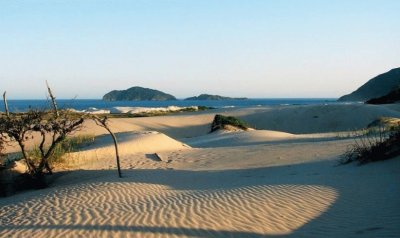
1, 158, 399, 237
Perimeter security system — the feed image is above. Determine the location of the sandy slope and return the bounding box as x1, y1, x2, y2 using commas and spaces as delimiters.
237, 103, 400, 133
1, 104, 399, 237
76, 103, 400, 140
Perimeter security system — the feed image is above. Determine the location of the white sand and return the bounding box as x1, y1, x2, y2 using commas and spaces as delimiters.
1, 103, 399, 237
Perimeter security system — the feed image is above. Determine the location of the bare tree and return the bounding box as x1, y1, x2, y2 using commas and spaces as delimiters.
32, 110, 84, 174
0, 87, 84, 177
1, 83, 122, 181
92, 115, 122, 178
0, 109, 43, 174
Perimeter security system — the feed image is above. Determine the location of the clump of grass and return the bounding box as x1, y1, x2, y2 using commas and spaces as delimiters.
340, 123, 400, 164
211, 114, 249, 132
29, 134, 95, 165
367, 117, 400, 129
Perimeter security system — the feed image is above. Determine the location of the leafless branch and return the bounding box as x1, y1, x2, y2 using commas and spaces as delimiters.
3, 91, 9, 117
46, 81, 59, 118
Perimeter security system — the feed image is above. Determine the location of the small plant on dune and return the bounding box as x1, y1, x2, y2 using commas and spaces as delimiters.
340, 123, 400, 164
210, 114, 249, 132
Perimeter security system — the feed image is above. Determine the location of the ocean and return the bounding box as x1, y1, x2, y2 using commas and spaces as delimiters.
0, 98, 338, 112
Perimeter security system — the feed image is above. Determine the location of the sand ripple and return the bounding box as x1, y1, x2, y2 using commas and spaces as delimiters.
0, 180, 337, 237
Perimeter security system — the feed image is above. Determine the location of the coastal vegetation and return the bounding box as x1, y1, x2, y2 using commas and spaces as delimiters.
341, 122, 400, 164
0, 105, 85, 180
28, 134, 95, 166
0, 84, 122, 195
210, 114, 249, 132
0, 134, 95, 196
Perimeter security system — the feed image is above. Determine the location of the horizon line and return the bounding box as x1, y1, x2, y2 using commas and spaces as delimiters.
2, 97, 339, 101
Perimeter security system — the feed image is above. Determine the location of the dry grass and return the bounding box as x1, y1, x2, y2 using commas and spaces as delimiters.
341, 123, 400, 164
28, 134, 95, 166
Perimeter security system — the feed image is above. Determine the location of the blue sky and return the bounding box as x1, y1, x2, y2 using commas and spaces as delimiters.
0, 0, 399, 99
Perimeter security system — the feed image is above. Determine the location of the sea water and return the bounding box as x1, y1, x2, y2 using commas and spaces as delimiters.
0, 98, 338, 113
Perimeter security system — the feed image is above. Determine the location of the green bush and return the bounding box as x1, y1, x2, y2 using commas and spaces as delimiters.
211, 114, 249, 132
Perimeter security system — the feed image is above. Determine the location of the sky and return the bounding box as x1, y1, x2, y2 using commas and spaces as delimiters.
0, 0, 399, 99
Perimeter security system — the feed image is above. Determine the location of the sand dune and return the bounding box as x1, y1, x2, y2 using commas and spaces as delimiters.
66, 131, 190, 169
182, 129, 344, 148
81, 113, 215, 139
79, 103, 400, 140
237, 104, 400, 133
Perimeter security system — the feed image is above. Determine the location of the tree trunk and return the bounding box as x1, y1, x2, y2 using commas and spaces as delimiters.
94, 117, 122, 178
45, 162, 53, 175
17, 140, 36, 174
107, 128, 122, 178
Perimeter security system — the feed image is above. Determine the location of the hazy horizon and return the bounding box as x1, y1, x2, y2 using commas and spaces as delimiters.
1, 0, 399, 99
3, 96, 339, 100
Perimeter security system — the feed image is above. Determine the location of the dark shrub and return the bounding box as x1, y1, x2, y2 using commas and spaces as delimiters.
341, 124, 400, 164
211, 114, 249, 132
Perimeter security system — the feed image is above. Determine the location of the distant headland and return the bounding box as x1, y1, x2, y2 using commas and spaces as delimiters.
338, 67, 400, 102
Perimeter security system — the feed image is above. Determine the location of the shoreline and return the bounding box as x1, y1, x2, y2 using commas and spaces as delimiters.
1, 103, 399, 237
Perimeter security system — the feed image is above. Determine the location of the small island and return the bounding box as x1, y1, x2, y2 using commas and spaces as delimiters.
103, 86, 176, 101
185, 94, 247, 101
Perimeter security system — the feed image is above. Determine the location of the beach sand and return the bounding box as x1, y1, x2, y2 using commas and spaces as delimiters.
1, 104, 399, 237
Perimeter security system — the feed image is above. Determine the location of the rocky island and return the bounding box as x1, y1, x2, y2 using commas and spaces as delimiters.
185, 94, 247, 100
103, 86, 176, 101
